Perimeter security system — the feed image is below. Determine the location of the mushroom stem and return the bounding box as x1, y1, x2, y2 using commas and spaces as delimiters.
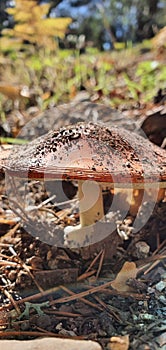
78, 180, 104, 227
64, 180, 104, 246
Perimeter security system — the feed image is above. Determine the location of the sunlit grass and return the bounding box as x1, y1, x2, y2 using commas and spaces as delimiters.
0, 40, 165, 114
0, 137, 28, 144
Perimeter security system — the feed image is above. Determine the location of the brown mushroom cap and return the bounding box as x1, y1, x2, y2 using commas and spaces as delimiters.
6, 122, 166, 186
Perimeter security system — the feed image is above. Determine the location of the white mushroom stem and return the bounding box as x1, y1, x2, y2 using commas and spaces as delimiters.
64, 180, 104, 245
78, 180, 104, 226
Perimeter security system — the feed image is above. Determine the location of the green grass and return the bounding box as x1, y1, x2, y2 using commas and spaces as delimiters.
0, 40, 165, 114
0, 137, 28, 145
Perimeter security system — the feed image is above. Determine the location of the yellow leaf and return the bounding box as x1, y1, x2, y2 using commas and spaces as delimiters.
7, 10, 32, 23
32, 4, 50, 19
6, 0, 36, 13
14, 24, 34, 35
36, 18, 72, 38
6, 8, 17, 15
15, 0, 38, 10
3, 0, 72, 49
2, 28, 15, 37
0, 37, 22, 51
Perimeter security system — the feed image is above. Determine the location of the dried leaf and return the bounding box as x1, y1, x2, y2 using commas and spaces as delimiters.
0, 85, 30, 100
0, 85, 21, 100
111, 262, 138, 292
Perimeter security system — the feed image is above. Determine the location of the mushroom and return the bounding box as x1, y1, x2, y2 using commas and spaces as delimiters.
5, 122, 166, 248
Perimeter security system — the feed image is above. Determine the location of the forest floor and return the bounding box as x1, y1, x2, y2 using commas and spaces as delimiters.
0, 33, 166, 349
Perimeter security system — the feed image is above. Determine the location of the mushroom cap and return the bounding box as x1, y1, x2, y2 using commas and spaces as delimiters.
6, 122, 166, 186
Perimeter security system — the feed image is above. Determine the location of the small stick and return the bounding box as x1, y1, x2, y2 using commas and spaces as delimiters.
93, 295, 122, 322
95, 248, 105, 280
77, 270, 96, 281
3, 290, 21, 316
86, 249, 103, 273
59, 285, 103, 311
45, 310, 81, 317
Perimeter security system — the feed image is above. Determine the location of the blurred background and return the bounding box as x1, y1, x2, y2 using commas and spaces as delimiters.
1, 0, 166, 50
0, 0, 165, 138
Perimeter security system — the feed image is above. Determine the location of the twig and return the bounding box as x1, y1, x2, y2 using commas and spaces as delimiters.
60, 285, 103, 311
50, 281, 115, 305
96, 248, 105, 280
86, 249, 103, 273
51, 280, 150, 304
152, 239, 166, 256
45, 310, 81, 317
77, 249, 105, 281
77, 269, 96, 281
93, 295, 122, 322
3, 290, 21, 316
4, 286, 62, 308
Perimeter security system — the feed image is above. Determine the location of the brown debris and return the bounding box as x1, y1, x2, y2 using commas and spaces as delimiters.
34, 268, 79, 288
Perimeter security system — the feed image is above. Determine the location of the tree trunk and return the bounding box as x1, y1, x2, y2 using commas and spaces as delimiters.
148, 0, 159, 15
